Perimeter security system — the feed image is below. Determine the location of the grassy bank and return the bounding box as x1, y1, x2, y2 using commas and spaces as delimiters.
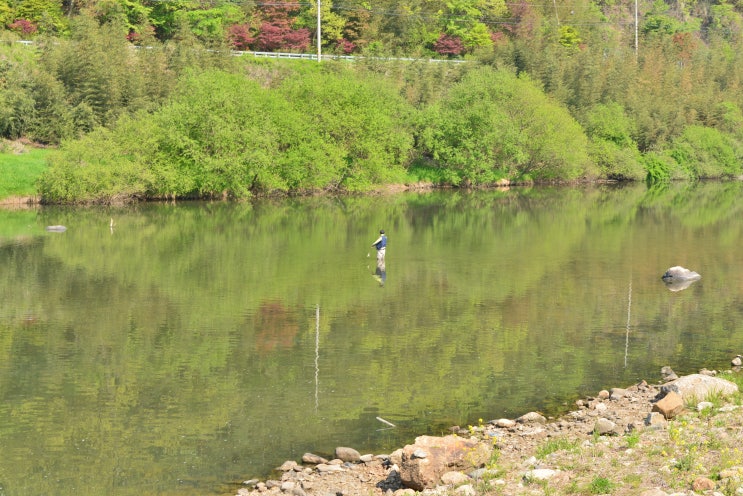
0, 146, 49, 200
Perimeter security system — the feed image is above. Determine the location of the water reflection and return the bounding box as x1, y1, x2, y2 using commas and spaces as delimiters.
373, 259, 386, 286
661, 266, 702, 292
663, 279, 700, 292
2, 183, 743, 495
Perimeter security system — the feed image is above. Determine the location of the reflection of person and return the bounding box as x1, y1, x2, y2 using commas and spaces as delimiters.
371, 230, 387, 263
373, 259, 386, 287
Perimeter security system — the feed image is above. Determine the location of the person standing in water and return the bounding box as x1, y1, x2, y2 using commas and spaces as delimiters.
371, 229, 387, 263
371, 229, 387, 286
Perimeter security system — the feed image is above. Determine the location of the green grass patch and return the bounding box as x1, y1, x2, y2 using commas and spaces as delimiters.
405, 161, 452, 184
621, 473, 643, 486
536, 437, 581, 459
588, 476, 615, 494
625, 430, 641, 448
0, 148, 49, 199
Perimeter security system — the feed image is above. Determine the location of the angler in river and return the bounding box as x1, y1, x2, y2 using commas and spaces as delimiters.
371, 229, 387, 286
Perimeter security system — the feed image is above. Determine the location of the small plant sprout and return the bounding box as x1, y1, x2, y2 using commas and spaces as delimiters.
589, 476, 615, 494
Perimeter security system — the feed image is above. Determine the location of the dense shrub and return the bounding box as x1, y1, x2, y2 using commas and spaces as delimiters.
582, 103, 644, 180
39, 65, 416, 202
668, 125, 743, 179
38, 123, 154, 203
277, 65, 414, 190
418, 66, 596, 185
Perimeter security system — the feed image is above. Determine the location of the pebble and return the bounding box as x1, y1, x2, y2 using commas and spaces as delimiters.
697, 401, 714, 411
411, 449, 427, 459
316, 463, 344, 473
302, 453, 328, 464
454, 484, 475, 495
523, 468, 560, 480
335, 447, 361, 462
517, 411, 546, 424
492, 418, 516, 428
278, 460, 298, 471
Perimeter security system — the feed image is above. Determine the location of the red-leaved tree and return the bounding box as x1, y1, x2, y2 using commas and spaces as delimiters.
252, 1, 309, 52
227, 24, 255, 51
433, 34, 465, 56
283, 28, 311, 51
9, 19, 38, 35
256, 22, 285, 51
336, 38, 355, 54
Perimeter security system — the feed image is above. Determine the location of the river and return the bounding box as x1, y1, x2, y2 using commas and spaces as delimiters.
1, 182, 742, 495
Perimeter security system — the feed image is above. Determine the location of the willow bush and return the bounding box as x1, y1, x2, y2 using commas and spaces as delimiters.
581, 102, 644, 181
668, 125, 743, 179
277, 64, 414, 190
147, 69, 347, 197
38, 65, 416, 202
418, 66, 596, 185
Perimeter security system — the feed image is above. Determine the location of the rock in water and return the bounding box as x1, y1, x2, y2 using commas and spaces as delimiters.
661, 266, 700, 281
661, 266, 701, 292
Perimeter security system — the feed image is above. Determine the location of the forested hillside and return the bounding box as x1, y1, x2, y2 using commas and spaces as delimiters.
1, 0, 743, 202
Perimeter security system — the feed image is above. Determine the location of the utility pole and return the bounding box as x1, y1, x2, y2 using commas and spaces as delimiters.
634, 0, 639, 56
552, 0, 560, 26
317, 0, 322, 62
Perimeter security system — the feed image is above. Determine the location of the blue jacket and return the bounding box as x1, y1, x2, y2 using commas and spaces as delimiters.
375, 234, 387, 250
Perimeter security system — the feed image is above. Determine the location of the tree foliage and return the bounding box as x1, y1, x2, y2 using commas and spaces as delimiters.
581, 103, 644, 180
5, 0, 743, 200
419, 66, 595, 184
39, 65, 415, 202
668, 125, 743, 179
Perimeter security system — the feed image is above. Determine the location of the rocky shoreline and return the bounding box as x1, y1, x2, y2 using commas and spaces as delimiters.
235, 360, 743, 496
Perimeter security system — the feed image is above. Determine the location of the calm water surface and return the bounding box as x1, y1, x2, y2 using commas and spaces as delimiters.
2, 182, 743, 495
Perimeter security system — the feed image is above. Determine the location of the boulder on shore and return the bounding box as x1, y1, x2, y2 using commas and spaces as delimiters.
662, 373, 738, 402
399, 435, 492, 491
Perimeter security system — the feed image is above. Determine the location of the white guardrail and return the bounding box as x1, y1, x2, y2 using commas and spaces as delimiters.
240, 51, 468, 63
10, 40, 467, 63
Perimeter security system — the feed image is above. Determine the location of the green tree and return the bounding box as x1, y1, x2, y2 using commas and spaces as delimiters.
708, 101, 743, 137
89, 0, 152, 36
177, 2, 244, 46
0, 54, 35, 139
296, 0, 346, 49
143, 0, 196, 40
668, 125, 743, 178
277, 65, 414, 190
419, 66, 595, 184
582, 103, 643, 180
147, 69, 346, 197
439, 0, 506, 51
0, 0, 13, 26
40, 17, 130, 127
13, 0, 67, 33
39, 14, 174, 135
642, 0, 701, 37
707, 2, 743, 43
0, 87, 34, 139
558, 25, 582, 49
26, 69, 76, 144
38, 63, 417, 202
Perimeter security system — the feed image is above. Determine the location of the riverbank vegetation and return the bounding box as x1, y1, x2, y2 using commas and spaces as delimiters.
0, 143, 48, 198
2, 0, 743, 202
